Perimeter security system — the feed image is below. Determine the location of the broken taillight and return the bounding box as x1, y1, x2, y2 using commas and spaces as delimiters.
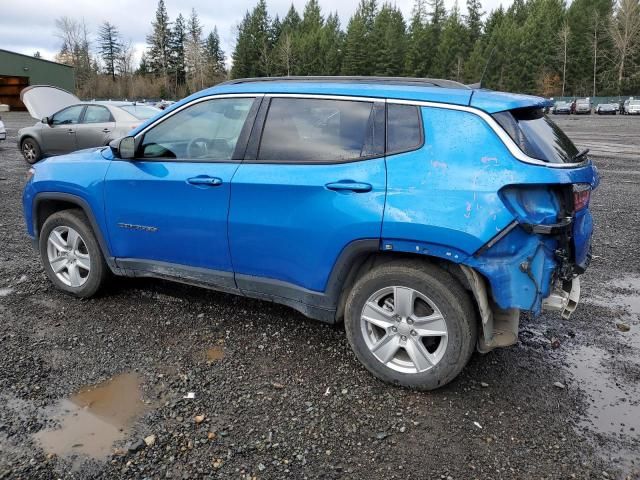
573, 183, 591, 211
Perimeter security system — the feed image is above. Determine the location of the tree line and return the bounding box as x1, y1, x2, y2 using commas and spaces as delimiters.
52, 0, 640, 100
53, 0, 225, 99
231, 0, 640, 96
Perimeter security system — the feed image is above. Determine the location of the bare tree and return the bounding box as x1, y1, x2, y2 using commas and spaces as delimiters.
609, 0, 640, 92
278, 32, 294, 76
557, 20, 570, 97
54, 16, 94, 95
591, 10, 600, 98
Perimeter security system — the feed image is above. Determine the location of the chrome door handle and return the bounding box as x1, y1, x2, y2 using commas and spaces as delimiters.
187, 176, 223, 187
102, 128, 111, 133
325, 181, 372, 193
67, 129, 75, 134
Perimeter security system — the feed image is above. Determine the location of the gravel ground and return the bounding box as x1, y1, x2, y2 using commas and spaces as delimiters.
0, 112, 639, 479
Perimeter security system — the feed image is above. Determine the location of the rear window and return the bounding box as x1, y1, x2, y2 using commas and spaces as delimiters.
120, 105, 161, 120
387, 104, 423, 154
492, 108, 580, 164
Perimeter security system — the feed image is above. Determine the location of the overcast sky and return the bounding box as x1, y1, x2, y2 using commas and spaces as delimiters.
0, 0, 512, 68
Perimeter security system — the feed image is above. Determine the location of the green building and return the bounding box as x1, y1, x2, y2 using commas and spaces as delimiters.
0, 49, 75, 111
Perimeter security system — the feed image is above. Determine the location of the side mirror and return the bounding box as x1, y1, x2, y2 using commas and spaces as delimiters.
41, 116, 52, 125
109, 136, 136, 160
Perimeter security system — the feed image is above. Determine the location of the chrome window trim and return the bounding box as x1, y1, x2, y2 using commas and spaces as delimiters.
135, 91, 586, 169
386, 98, 587, 168
134, 93, 264, 139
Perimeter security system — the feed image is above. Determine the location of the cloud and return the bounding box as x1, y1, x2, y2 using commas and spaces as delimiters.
0, 0, 511, 67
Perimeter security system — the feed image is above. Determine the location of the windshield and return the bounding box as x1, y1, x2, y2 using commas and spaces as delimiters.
492, 108, 580, 164
119, 105, 161, 120
630, 100, 640, 105
555, 102, 567, 106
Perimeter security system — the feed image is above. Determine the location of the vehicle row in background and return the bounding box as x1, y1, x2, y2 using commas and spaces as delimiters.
551, 97, 639, 115
17, 85, 162, 164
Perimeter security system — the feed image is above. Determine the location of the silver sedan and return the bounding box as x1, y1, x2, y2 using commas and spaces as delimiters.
18, 86, 161, 164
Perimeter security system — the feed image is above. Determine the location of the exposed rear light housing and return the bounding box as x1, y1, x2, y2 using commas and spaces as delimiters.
573, 183, 591, 211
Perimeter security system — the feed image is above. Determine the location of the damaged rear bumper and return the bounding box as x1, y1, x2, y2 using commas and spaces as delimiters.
541, 276, 580, 319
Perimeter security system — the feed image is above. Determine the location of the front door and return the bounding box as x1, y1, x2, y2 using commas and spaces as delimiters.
104, 96, 259, 289
41, 105, 84, 154
228, 96, 386, 300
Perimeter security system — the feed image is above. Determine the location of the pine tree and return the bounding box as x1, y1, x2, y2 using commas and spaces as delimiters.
465, 0, 485, 44
170, 13, 187, 88
298, 0, 325, 75
146, 0, 172, 83
435, 2, 469, 80
322, 12, 343, 75
342, 0, 378, 75
204, 27, 226, 81
405, 0, 431, 76
372, 4, 407, 76
98, 22, 122, 81
231, 0, 273, 78
185, 8, 205, 90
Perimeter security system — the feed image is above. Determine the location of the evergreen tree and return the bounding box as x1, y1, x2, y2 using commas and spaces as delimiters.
98, 21, 122, 81
405, 0, 432, 76
342, 0, 378, 74
465, 0, 485, 44
204, 27, 226, 80
146, 0, 172, 81
322, 12, 344, 75
298, 0, 325, 74
435, 2, 469, 80
372, 4, 407, 76
185, 8, 205, 90
231, 0, 273, 78
170, 13, 187, 87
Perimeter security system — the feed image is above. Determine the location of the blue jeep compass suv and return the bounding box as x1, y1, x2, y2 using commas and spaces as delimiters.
23, 77, 598, 390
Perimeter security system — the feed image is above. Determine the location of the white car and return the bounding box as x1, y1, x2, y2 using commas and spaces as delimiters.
625, 99, 640, 115
0, 116, 6, 142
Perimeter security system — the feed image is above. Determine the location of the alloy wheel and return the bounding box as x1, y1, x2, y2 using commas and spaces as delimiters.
23, 142, 36, 162
46, 226, 91, 287
360, 286, 448, 374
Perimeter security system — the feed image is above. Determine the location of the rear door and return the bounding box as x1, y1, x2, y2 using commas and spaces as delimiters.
228, 95, 386, 300
76, 105, 116, 149
40, 105, 84, 154
104, 95, 259, 287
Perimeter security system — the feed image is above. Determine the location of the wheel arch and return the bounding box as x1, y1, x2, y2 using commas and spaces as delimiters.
33, 192, 119, 272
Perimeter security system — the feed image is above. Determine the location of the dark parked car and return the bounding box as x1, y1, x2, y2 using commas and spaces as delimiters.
595, 103, 618, 115
22, 76, 598, 390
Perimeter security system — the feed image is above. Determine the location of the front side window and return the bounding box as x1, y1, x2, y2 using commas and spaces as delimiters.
52, 105, 84, 125
387, 104, 422, 153
83, 105, 112, 123
258, 98, 381, 162
493, 108, 580, 164
140, 97, 255, 160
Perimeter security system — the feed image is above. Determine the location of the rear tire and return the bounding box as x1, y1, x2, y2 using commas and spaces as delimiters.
344, 260, 477, 391
21, 137, 42, 164
39, 209, 109, 298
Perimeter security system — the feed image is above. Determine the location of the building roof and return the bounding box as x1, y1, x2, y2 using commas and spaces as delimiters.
0, 49, 74, 68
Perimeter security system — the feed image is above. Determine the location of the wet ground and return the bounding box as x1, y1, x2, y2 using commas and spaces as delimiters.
1, 112, 639, 479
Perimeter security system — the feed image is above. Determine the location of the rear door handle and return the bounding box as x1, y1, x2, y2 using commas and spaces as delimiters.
102, 128, 111, 133
325, 181, 372, 193
187, 176, 223, 187
67, 129, 75, 134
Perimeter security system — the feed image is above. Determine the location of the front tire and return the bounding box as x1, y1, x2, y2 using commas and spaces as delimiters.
21, 137, 42, 164
39, 209, 109, 298
344, 260, 477, 391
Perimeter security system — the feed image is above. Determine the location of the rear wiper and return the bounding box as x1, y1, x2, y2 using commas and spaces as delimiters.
571, 148, 589, 162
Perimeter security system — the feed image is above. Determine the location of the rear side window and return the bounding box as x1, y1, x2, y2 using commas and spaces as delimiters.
492, 108, 580, 164
258, 98, 382, 162
83, 105, 112, 123
387, 104, 422, 153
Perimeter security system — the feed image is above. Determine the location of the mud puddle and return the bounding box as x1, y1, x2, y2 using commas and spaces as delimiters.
33, 372, 146, 460
206, 345, 225, 362
568, 345, 640, 436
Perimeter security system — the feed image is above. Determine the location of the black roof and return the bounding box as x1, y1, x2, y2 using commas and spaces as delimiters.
219, 76, 470, 90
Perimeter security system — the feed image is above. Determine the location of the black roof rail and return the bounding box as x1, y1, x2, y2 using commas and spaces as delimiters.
218, 76, 470, 90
